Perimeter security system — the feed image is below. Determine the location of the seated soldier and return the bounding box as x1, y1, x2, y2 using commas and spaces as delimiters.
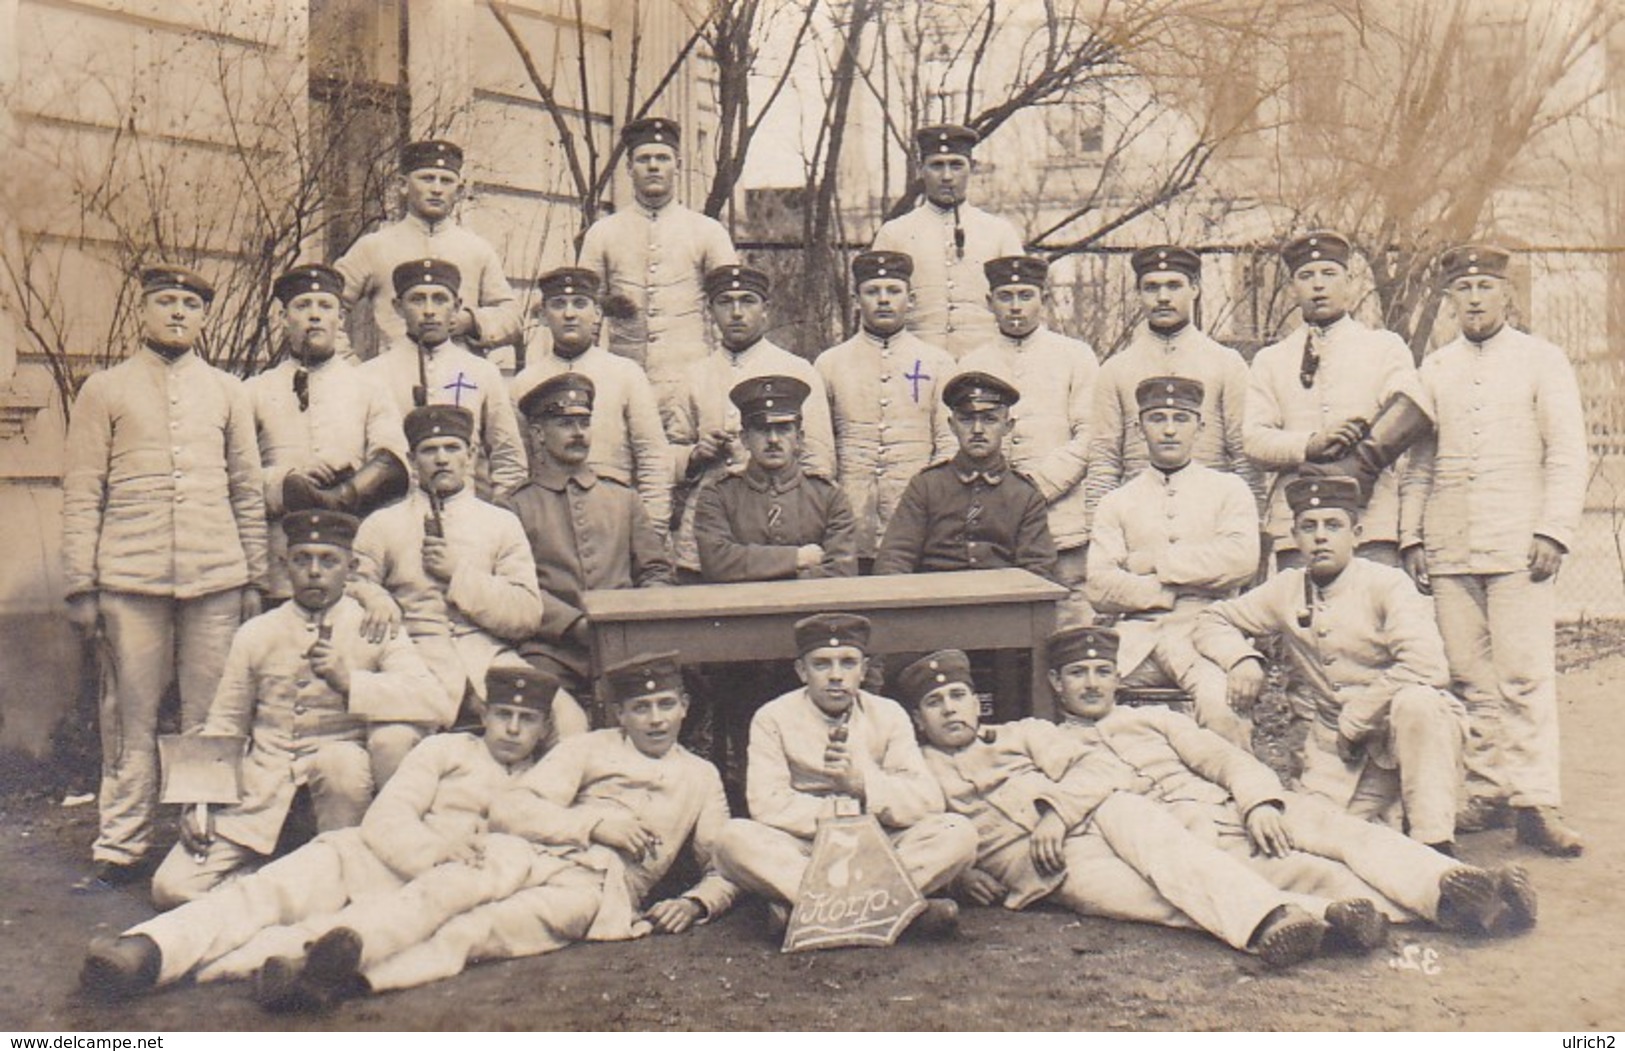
148, 510, 444, 908
714, 613, 979, 937
505, 373, 673, 699
875, 371, 1056, 578
695, 375, 857, 582
350, 404, 586, 780
78, 666, 566, 1002
1193, 475, 1468, 852
1084, 376, 1259, 749
1045, 627, 1533, 939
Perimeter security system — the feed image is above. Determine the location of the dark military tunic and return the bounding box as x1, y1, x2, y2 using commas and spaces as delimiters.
873, 452, 1057, 578
693, 462, 858, 581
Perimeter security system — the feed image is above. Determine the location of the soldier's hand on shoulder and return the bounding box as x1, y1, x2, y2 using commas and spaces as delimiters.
350, 581, 403, 643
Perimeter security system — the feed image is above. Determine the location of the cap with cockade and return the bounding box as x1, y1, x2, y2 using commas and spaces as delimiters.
1046, 625, 1120, 670
1285, 475, 1362, 517
603, 651, 685, 703
1281, 230, 1352, 272
943, 370, 1020, 412
622, 117, 681, 152
140, 264, 215, 304
852, 250, 913, 286
392, 258, 462, 298
793, 612, 872, 656
729, 374, 809, 428
484, 665, 560, 712
1134, 375, 1204, 415
404, 404, 475, 448
915, 124, 979, 158
273, 264, 344, 306
519, 372, 595, 420
1438, 243, 1511, 285
703, 264, 771, 301
1131, 245, 1201, 282
984, 255, 1049, 290
536, 266, 602, 301
281, 509, 359, 550
897, 649, 974, 709
401, 139, 464, 174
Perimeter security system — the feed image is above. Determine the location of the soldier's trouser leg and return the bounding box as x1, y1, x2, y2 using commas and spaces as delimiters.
1054, 545, 1093, 629
888, 814, 979, 895
714, 820, 814, 904
175, 588, 244, 730
93, 593, 175, 865
1281, 792, 1454, 922
362, 865, 604, 993
149, 835, 260, 911
1154, 633, 1251, 751
310, 741, 374, 832
1387, 685, 1466, 844
1433, 573, 1561, 807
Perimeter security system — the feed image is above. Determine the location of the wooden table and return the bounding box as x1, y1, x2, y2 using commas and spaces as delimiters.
581, 568, 1069, 719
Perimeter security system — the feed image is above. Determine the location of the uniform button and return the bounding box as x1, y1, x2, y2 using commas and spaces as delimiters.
880, 375, 891, 382
172, 447, 181, 456
294, 704, 307, 714
648, 334, 659, 343
175, 495, 185, 504
1322, 656, 1335, 666
173, 470, 183, 479
1168, 535, 1179, 542
169, 420, 178, 429
880, 399, 889, 407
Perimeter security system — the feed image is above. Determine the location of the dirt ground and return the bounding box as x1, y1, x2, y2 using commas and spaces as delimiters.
4, 627, 1624, 1033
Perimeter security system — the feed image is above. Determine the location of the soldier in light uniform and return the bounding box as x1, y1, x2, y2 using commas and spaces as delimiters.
814, 250, 955, 569
871, 124, 1025, 359
361, 258, 528, 497
63, 264, 268, 887
1084, 245, 1262, 533
1246, 231, 1428, 569
577, 117, 739, 418
504, 372, 673, 700
959, 255, 1098, 624
147, 511, 443, 908
666, 264, 835, 576
1400, 244, 1589, 856
248, 264, 408, 602
334, 139, 521, 359
509, 266, 672, 536
1194, 476, 1468, 851
1085, 376, 1259, 749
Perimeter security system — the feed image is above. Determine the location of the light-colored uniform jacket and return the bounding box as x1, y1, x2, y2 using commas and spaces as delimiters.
871, 201, 1025, 359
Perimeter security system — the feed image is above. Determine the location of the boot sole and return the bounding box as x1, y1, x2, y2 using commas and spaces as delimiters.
1324, 899, 1389, 953
1436, 867, 1501, 935
1257, 913, 1326, 968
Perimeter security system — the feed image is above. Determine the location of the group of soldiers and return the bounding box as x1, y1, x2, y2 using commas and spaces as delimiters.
68, 116, 1585, 1009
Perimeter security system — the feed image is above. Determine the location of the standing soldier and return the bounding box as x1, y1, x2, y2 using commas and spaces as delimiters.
334, 139, 521, 359
62, 264, 268, 887
815, 250, 955, 570
959, 255, 1098, 624
1401, 244, 1588, 856
248, 264, 408, 603
510, 266, 671, 537
577, 117, 739, 418
872, 125, 1025, 359
1247, 231, 1428, 569
1085, 245, 1262, 533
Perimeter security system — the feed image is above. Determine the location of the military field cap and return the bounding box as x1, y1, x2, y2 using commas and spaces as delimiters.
1285, 474, 1362, 517
897, 649, 974, 709
536, 266, 602, 300
1281, 230, 1351, 272
140, 264, 215, 304
281, 509, 359, 550
603, 650, 685, 703
730, 374, 809, 428
273, 263, 344, 306
794, 612, 872, 656
1135, 375, 1204, 415
1439, 243, 1511, 285
622, 117, 681, 152
944, 370, 1020, 412
519, 372, 595, 420
1131, 245, 1201, 281
984, 255, 1049, 290
401, 139, 463, 174
392, 258, 462, 298
915, 124, 979, 158
704, 264, 771, 301
852, 250, 913, 286
404, 404, 475, 448
1046, 625, 1120, 670
485, 665, 560, 713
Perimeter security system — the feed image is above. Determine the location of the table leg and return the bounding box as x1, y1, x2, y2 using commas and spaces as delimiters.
1028, 599, 1059, 720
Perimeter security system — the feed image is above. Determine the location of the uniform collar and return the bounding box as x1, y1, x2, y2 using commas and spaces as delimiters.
743, 459, 803, 492
998, 326, 1045, 349
951, 451, 1007, 484
138, 344, 198, 368
402, 211, 450, 236
1148, 461, 1195, 485
533, 461, 598, 492
1146, 320, 1191, 345
1465, 324, 1509, 352
636, 197, 674, 221
859, 325, 904, 349
1308, 314, 1352, 340
798, 689, 867, 723
723, 338, 767, 364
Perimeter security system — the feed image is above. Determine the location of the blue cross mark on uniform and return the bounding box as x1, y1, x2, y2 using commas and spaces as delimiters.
444, 372, 478, 406
905, 359, 931, 402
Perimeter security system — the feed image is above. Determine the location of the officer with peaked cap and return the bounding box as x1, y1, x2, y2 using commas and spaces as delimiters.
872, 124, 1025, 358
1399, 242, 1587, 856
63, 262, 269, 888
959, 254, 1099, 622
333, 139, 521, 358
1084, 376, 1259, 749
510, 266, 672, 536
